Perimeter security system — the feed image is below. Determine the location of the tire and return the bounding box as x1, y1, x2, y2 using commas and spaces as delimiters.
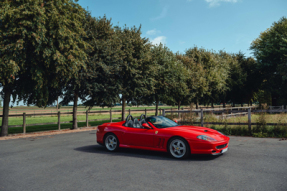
104, 133, 119, 152
168, 137, 190, 159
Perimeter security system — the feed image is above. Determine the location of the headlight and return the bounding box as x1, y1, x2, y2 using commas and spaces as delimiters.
197, 135, 217, 141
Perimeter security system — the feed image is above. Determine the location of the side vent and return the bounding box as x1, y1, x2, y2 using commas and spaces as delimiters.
157, 138, 161, 147
157, 138, 165, 148
161, 138, 165, 148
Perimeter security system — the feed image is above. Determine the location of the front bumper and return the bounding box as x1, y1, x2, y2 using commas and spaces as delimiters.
187, 138, 230, 155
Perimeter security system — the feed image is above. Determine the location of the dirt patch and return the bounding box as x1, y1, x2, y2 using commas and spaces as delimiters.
0, 126, 98, 141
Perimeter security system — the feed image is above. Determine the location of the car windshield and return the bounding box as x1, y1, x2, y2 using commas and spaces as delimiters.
145, 116, 179, 129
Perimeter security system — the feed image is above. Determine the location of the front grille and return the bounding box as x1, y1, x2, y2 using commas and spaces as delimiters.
216, 144, 227, 149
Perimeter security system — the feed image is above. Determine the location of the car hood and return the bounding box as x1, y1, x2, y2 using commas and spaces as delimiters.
163, 125, 228, 141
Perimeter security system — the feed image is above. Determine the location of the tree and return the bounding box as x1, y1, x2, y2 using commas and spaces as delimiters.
0, 0, 88, 136
141, 45, 188, 115
250, 17, 287, 106
60, 14, 121, 129
185, 47, 230, 108
225, 53, 260, 106
176, 54, 207, 109
114, 26, 154, 120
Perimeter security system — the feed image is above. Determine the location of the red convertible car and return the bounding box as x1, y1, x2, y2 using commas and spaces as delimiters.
97, 115, 230, 159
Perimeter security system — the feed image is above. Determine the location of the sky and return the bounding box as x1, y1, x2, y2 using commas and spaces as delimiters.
77, 0, 287, 56
1, 0, 287, 107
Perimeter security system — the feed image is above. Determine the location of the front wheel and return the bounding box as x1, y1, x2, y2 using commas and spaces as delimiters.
104, 134, 119, 152
168, 137, 190, 159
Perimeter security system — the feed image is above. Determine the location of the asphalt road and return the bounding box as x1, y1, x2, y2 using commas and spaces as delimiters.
0, 131, 287, 191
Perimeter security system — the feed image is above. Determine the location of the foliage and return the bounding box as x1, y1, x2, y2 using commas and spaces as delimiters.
175, 54, 207, 108
143, 44, 189, 115
250, 17, 287, 106
60, 14, 121, 128
185, 47, 230, 107
0, 0, 89, 136
114, 25, 154, 120
225, 52, 260, 106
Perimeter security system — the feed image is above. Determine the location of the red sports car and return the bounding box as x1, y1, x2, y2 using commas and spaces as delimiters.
96, 115, 230, 159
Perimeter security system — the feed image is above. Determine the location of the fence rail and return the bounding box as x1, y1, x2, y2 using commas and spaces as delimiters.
0, 107, 166, 135
163, 107, 287, 134
1, 105, 287, 135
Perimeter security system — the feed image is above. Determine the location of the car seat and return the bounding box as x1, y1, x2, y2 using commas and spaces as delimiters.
133, 118, 141, 128
139, 114, 147, 128
124, 115, 134, 127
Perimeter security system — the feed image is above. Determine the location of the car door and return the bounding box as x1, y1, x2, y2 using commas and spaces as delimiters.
123, 127, 155, 147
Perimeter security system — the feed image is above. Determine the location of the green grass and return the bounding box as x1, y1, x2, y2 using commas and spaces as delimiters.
0, 119, 122, 134
0, 110, 155, 135
0, 111, 155, 126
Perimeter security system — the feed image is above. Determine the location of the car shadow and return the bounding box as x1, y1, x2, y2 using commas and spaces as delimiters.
74, 144, 221, 161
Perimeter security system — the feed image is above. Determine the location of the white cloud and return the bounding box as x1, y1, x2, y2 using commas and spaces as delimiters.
151, 5, 169, 21
179, 41, 186, 45
150, 36, 167, 46
205, 0, 238, 7
146, 29, 161, 36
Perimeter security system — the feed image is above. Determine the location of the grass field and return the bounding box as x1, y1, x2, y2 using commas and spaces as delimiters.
0, 119, 122, 134
2, 105, 286, 137
177, 112, 287, 138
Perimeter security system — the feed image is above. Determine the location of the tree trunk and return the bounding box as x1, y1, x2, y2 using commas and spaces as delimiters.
1, 87, 11, 137
196, 100, 199, 109
241, 103, 243, 107
178, 100, 181, 118
72, 92, 78, 129
57, 97, 59, 111
121, 96, 126, 121
223, 97, 226, 108
271, 95, 278, 106
250, 102, 253, 106
155, 96, 159, 116
211, 101, 214, 108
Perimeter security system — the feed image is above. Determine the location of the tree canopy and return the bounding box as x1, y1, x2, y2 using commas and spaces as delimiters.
0, 0, 89, 136
250, 17, 287, 106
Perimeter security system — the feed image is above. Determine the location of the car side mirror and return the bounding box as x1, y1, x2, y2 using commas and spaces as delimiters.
174, 120, 178, 123
142, 123, 151, 129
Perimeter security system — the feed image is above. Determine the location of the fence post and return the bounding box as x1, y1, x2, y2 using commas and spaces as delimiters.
171, 108, 173, 117
86, 110, 89, 127
248, 108, 251, 134
110, 109, 112, 122
200, 109, 204, 127
58, 111, 61, 130
145, 108, 147, 117
162, 109, 165, 117
23, 112, 26, 134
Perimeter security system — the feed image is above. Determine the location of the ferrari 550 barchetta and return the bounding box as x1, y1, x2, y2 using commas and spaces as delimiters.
97, 114, 230, 159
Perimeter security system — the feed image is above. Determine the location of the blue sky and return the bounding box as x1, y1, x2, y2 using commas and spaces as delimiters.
2, 0, 286, 107
78, 0, 286, 56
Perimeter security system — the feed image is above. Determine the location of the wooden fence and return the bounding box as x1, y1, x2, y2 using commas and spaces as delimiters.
1, 106, 287, 135
163, 107, 287, 133
0, 108, 166, 134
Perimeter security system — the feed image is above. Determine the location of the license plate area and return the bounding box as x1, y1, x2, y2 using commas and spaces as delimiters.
221, 147, 228, 153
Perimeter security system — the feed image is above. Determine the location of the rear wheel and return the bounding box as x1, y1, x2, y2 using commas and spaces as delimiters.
104, 134, 119, 152
168, 137, 190, 159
